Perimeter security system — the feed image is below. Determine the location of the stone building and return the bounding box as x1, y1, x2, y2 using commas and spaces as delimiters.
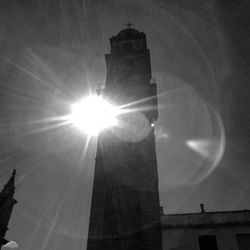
161, 206, 250, 250
86, 27, 250, 250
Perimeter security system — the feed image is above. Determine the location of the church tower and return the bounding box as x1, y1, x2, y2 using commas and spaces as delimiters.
87, 27, 162, 250
0, 170, 17, 248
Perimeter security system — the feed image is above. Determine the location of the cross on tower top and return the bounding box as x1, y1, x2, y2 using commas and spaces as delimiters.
126, 22, 134, 29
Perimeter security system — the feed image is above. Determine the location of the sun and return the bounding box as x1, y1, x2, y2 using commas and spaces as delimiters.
69, 95, 119, 136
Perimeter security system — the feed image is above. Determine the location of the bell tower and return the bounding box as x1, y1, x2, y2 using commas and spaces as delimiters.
87, 27, 162, 250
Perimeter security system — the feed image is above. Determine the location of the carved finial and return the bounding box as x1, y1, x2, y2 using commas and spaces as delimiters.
126, 22, 134, 29
12, 169, 16, 177
200, 203, 206, 214
3, 169, 16, 193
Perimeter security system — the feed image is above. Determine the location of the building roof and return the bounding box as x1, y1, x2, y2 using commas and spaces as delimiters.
110, 28, 145, 41
161, 210, 250, 229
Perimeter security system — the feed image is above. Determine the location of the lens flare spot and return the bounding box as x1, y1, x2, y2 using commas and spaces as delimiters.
186, 139, 211, 158
113, 111, 151, 142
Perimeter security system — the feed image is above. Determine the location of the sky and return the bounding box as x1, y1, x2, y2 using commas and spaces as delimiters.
0, 0, 250, 249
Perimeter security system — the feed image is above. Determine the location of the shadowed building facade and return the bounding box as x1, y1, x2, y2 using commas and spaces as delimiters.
0, 170, 17, 248
161, 208, 250, 250
87, 28, 162, 250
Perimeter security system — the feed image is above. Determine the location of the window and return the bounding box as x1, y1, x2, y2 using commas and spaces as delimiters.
237, 234, 250, 250
198, 235, 218, 250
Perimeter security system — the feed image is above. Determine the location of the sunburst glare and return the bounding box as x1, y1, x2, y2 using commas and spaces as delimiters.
68, 95, 120, 136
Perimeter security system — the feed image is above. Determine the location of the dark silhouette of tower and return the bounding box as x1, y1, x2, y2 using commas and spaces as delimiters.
0, 170, 17, 248
87, 27, 162, 250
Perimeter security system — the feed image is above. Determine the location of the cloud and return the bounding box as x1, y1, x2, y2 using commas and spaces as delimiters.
3, 241, 18, 248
